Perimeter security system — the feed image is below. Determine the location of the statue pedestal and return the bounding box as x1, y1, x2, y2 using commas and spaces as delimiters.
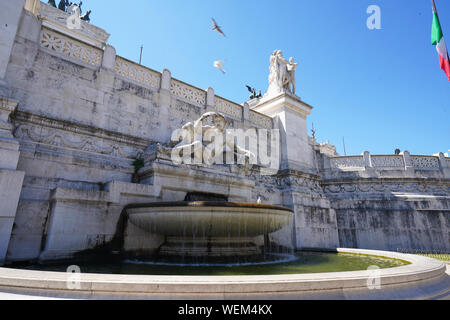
251, 92, 315, 172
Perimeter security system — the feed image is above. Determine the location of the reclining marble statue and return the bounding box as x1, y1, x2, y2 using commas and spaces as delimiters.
147, 112, 256, 166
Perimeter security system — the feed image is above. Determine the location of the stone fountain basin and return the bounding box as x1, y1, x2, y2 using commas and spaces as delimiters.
126, 202, 293, 237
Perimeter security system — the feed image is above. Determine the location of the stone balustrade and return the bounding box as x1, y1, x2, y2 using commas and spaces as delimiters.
249, 110, 273, 130
38, 28, 274, 130
329, 155, 365, 170
370, 155, 404, 169
170, 78, 206, 107
39, 27, 103, 67
215, 96, 243, 120
114, 56, 161, 90
328, 152, 449, 176
112, 58, 273, 129
37, 3, 273, 130
410, 155, 440, 170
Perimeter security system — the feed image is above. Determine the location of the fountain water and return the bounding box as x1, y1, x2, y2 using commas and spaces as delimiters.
124, 196, 294, 265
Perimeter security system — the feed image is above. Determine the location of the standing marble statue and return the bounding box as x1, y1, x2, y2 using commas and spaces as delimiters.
267, 50, 298, 96
286, 57, 298, 94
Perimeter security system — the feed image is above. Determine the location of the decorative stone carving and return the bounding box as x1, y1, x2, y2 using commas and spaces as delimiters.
330, 156, 365, 169
371, 155, 404, 168
115, 57, 161, 90
40, 28, 102, 67
215, 97, 242, 119
170, 79, 206, 106
249, 110, 273, 129
252, 172, 280, 187
410, 156, 440, 169
0, 98, 18, 133
325, 185, 341, 193
14, 124, 144, 159
256, 171, 323, 195
323, 182, 449, 196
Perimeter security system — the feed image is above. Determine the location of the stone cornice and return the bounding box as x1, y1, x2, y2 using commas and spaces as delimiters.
141, 160, 256, 189
12, 110, 151, 148
251, 92, 313, 119
277, 169, 321, 181
0, 98, 19, 131
321, 177, 450, 185
0, 98, 19, 113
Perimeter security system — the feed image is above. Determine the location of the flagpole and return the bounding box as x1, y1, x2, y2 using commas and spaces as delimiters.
139, 45, 143, 65
431, 0, 437, 16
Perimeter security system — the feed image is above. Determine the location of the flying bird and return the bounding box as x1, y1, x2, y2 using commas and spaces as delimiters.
213, 60, 226, 74
211, 18, 226, 37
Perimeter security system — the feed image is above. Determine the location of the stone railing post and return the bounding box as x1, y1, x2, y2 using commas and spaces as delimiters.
159, 69, 172, 106
161, 69, 172, 92
438, 152, 449, 177
242, 102, 249, 122
102, 45, 116, 70
363, 151, 371, 169
97, 45, 116, 90
402, 151, 414, 176
153, 69, 172, 141
206, 87, 215, 112
322, 155, 332, 171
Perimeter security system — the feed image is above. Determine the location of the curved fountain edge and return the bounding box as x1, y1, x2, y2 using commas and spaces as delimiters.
124, 201, 294, 212
0, 249, 448, 300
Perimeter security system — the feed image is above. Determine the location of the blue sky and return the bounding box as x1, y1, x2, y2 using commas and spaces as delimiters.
82, 0, 449, 156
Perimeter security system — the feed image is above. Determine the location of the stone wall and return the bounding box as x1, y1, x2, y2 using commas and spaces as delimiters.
320, 152, 450, 252
334, 197, 450, 252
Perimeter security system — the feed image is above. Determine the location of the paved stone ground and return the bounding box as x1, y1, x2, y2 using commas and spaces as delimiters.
0, 292, 66, 300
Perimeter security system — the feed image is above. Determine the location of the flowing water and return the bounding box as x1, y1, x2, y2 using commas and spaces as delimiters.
19, 251, 408, 276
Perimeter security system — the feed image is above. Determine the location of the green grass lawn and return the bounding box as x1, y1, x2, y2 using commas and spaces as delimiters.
416, 254, 450, 263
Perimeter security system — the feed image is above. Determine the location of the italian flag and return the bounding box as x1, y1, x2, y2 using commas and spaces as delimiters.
431, 4, 450, 80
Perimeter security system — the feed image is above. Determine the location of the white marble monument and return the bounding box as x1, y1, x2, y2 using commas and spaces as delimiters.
254, 50, 314, 172
0, 2, 448, 265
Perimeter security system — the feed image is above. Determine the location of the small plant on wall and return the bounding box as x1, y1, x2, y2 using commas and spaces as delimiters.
132, 157, 144, 183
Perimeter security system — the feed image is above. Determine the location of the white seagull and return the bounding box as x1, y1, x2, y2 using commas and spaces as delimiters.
213, 60, 226, 74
